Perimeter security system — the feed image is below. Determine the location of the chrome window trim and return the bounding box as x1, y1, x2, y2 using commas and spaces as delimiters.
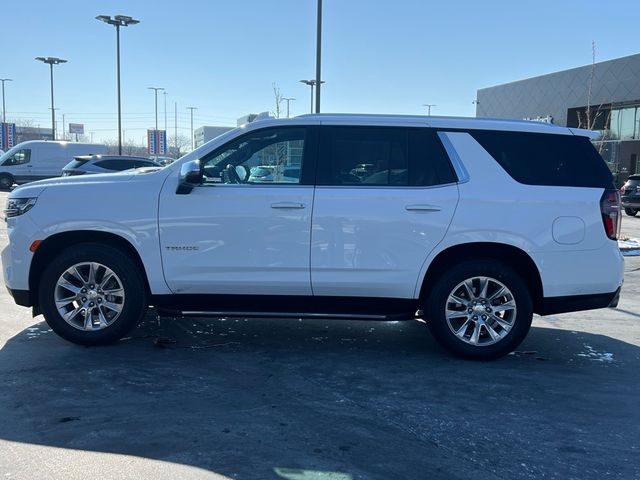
437, 131, 470, 184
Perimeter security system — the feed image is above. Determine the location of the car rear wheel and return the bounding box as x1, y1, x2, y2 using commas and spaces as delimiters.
0, 174, 14, 190
624, 208, 638, 216
39, 243, 147, 345
424, 259, 533, 360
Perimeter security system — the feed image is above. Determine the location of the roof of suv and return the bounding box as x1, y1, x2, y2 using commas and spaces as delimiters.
254, 113, 589, 137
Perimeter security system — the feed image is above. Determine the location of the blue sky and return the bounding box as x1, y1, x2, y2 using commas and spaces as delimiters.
3, 0, 640, 144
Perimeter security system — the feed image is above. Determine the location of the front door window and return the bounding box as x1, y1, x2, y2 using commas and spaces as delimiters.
202, 128, 305, 185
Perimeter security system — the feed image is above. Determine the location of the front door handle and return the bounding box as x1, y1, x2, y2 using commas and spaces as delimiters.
271, 202, 305, 209
405, 204, 441, 212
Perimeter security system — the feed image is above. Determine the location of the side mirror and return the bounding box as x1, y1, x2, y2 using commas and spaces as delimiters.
176, 159, 203, 194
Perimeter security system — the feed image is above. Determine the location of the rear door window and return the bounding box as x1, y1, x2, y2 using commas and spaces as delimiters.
317, 126, 457, 186
470, 130, 613, 188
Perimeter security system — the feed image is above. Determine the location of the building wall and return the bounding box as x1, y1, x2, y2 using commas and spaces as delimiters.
476, 53, 640, 126
194, 126, 234, 148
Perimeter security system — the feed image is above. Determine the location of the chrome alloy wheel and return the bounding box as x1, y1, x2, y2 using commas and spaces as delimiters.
445, 276, 517, 346
54, 262, 125, 331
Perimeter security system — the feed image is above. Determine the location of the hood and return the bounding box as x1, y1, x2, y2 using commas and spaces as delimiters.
9, 170, 141, 199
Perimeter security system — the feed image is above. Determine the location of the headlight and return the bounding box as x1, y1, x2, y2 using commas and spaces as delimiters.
4, 198, 37, 218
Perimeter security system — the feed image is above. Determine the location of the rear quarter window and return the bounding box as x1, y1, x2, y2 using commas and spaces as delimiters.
470, 130, 614, 188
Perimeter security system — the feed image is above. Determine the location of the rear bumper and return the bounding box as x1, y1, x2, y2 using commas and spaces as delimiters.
621, 198, 640, 208
538, 287, 621, 316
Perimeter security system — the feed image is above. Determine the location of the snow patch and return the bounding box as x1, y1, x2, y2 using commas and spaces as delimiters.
576, 344, 614, 362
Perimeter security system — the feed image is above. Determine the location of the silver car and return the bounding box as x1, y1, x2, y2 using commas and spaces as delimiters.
62, 155, 160, 176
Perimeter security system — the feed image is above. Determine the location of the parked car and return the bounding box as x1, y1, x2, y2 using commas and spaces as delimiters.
2, 115, 623, 360
248, 165, 301, 183
149, 156, 176, 166
0, 141, 107, 189
62, 155, 160, 176
620, 174, 640, 216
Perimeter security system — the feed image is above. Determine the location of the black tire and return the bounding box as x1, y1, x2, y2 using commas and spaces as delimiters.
424, 259, 533, 360
0, 174, 14, 190
38, 243, 147, 346
624, 208, 638, 217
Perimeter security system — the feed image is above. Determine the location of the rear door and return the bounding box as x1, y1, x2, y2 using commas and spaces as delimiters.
311, 125, 459, 298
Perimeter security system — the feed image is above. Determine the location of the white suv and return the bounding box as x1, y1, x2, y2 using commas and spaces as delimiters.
1, 115, 624, 359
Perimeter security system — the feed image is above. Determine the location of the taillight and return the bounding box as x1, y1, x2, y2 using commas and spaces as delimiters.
600, 189, 621, 240
620, 185, 625, 194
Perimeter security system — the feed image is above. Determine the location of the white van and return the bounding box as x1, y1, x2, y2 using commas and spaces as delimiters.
0, 141, 107, 189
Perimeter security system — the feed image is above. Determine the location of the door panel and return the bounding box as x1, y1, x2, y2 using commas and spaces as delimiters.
159, 185, 313, 295
311, 185, 458, 298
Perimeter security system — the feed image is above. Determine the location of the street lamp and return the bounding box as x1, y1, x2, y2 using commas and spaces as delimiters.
96, 14, 140, 155
163, 91, 168, 132
282, 97, 296, 118
299, 80, 325, 114
315, 0, 323, 113
0, 78, 12, 124
423, 104, 436, 116
186, 106, 197, 150
35, 57, 67, 140
147, 87, 164, 132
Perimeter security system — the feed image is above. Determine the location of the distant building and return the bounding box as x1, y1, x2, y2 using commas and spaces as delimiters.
16, 126, 53, 143
194, 126, 234, 148
237, 114, 258, 126
476, 52, 640, 183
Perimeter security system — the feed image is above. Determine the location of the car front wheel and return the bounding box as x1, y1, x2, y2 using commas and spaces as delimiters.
39, 243, 147, 345
425, 260, 533, 360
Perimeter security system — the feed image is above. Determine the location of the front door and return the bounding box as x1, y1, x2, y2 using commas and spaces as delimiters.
159, 126, 316, 295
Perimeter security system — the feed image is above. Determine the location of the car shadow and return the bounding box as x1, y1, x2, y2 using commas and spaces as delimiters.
0, 312, 638, 480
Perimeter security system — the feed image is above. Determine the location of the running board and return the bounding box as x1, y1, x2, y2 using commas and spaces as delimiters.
151, 294, 420, 322
155, 309, 414, 321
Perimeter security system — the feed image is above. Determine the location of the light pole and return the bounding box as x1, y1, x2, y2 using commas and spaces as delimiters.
315, 0, 323, 113
186, 106, 197, 150
0, 78, 12, 124
299, 80, 325, 113
163, 91, 168, 132
35, 57, 67, 140
147, 87, 164, 132
282, 97, 295, 118
423, 103, 437, 116
96, 15, 140, 156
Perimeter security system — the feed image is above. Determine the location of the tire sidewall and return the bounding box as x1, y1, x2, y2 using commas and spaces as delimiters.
425, 259, 533, 360
38, 243, 147, 345
624, 208, 638, 216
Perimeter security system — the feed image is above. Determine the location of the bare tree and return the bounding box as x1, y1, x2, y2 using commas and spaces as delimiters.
272, 82, 283, 119
577, 41, 610, 132
168, 134, 191, 157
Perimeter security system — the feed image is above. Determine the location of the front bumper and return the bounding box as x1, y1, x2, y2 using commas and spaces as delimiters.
538, 287, 621, 316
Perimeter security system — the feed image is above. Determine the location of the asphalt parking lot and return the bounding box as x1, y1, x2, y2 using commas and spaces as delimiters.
0, 190, 638, 480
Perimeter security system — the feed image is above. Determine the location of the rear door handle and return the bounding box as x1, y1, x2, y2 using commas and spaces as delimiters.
271, 202, 305, 209
405, 204, 441, 212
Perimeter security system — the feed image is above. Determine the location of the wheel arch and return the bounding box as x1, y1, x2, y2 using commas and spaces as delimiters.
418, 242, 544, 313
29, 230, 151, 309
